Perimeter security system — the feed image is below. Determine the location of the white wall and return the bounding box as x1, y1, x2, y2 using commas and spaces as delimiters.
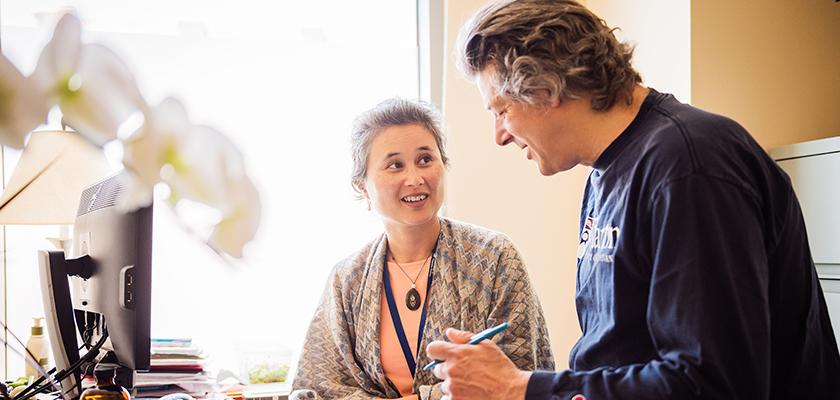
586, 0, 691, 103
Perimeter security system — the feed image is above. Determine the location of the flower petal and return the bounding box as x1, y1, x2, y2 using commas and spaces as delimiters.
159, 124, 262, 258
0, 55, 49, 148
122, 97, 189, 191
57, 44, 145, 144
166, 125, 245, 211
116, 172, 155, 212
208, 176, 261, 258
30, 13, 82, 92
31, 13, 144, 144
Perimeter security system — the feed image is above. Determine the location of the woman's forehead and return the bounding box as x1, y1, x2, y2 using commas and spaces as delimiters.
369, 125, 439, 155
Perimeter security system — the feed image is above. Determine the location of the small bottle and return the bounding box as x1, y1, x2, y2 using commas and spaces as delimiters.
0, 381, 12, 400
80, 364, 130, 400
25, 317, 49, 377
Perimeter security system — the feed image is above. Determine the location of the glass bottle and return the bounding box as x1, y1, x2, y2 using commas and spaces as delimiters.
80, 364, 130, 400
0, 382, 12, 400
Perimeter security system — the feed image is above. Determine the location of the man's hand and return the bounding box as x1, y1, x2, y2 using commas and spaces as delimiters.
425, 328, 532, 400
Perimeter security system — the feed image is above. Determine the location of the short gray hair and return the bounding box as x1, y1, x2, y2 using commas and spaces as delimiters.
350, 98, 449, 195
457, 0, 641, 111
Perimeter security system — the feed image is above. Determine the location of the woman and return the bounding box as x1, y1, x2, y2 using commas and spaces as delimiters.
290, 99, 554, 400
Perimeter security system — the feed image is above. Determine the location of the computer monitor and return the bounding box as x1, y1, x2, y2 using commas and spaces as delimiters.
38, 173, 153, 398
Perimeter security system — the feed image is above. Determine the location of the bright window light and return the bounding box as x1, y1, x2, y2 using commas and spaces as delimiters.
1, 0, 419, 380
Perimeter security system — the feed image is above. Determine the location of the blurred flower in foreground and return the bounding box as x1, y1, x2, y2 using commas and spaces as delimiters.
31, 13, 146, 145
0, 56, 49, 148
168, 124, 261, 258
123, 98, 262, 257
0, 12, 261, 258
121, 98, 190, 210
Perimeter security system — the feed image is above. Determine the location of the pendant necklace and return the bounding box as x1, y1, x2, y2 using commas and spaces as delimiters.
390, 254, 430, 311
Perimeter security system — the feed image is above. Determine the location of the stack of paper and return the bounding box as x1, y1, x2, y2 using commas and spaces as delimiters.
135, 338, 216, 398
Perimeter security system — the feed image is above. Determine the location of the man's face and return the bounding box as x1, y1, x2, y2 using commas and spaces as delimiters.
476, 68, 585, 175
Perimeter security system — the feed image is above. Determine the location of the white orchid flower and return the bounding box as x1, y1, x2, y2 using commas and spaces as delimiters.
0, 55, 49, 148
166, 125, 245, 207
208, 175, 261, 259
119, 98, 188, 210
31, 13, 145, 145
10, 12, 262, 259
122, 98, 261, 257
168, 125, 261, 258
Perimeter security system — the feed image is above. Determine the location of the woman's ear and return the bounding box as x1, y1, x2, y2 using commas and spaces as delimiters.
357, 182, 372, 211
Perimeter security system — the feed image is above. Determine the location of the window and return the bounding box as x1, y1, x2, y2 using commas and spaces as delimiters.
1, 0, 420, 380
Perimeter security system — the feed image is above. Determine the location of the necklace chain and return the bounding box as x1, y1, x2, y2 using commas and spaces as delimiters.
390, 253, 430, 288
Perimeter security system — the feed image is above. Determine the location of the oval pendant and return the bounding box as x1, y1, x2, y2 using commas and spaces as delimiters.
405, 288, 421, 311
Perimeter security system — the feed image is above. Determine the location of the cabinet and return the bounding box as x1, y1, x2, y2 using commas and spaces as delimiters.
771, 136, 840, 336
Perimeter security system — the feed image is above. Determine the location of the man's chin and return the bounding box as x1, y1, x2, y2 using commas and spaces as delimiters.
537, 160, 574, 176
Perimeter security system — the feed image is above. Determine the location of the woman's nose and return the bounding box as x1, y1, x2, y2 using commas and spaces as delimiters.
405, 168, 425, 187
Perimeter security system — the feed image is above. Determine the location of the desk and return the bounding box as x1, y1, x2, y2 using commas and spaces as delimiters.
242, 382, 289, 400
213, 382, 290, 400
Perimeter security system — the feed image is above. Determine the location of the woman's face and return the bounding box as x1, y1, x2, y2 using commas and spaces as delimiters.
360, 124, 445, 230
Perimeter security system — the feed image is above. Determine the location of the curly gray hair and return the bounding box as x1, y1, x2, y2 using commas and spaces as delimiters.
457, 0, 641, 111
350, 98, 450, 196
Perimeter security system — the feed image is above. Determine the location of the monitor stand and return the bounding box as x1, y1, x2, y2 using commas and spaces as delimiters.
38, 250, 94, 400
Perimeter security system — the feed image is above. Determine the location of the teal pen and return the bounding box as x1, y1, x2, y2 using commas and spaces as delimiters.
423, 322, 509, 371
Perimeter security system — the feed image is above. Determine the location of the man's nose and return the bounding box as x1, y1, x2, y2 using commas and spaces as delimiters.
495, 120, 514, 146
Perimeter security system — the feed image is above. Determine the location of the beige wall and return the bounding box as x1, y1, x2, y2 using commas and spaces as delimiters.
692, 0, 840, 150
441, 0, 691, 368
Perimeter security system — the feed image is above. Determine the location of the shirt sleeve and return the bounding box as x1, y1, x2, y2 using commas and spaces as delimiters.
527, 174, 772, 399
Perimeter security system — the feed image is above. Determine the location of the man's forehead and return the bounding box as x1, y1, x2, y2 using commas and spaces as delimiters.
475, 71, 502, 109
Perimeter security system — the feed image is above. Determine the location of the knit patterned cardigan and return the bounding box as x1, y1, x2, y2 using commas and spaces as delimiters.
290, 218, 555, 400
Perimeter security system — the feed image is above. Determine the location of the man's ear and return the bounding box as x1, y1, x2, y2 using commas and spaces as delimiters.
548, 95, 562, 108
357, 181, 367, 197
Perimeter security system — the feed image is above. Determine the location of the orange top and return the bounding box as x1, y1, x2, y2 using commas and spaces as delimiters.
379, 257, 431, 396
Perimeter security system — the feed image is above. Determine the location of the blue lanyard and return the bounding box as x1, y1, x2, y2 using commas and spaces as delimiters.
383, 240, 438, 377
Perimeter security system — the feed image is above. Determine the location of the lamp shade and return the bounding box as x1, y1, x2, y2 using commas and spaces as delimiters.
0, 130, 112, 225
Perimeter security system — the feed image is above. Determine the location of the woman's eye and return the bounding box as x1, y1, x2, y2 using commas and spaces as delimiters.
387, 161, 403, 169
418, 155, 433, 165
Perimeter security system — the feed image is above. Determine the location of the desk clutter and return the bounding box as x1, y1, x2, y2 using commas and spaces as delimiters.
134, 338, 215, 398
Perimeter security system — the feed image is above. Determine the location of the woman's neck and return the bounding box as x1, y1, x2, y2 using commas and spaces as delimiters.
385, 218, 441, 263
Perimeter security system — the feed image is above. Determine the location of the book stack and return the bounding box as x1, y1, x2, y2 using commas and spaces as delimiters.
134, 338, 215, 398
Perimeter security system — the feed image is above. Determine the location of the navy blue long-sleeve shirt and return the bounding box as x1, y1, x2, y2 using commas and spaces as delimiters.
526, 89, 840, 399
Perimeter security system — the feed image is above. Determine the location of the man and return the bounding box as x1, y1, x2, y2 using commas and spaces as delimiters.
425, 0, 840, 399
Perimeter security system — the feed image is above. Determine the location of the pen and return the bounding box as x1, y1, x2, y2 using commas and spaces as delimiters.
423, 322, 509, 371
